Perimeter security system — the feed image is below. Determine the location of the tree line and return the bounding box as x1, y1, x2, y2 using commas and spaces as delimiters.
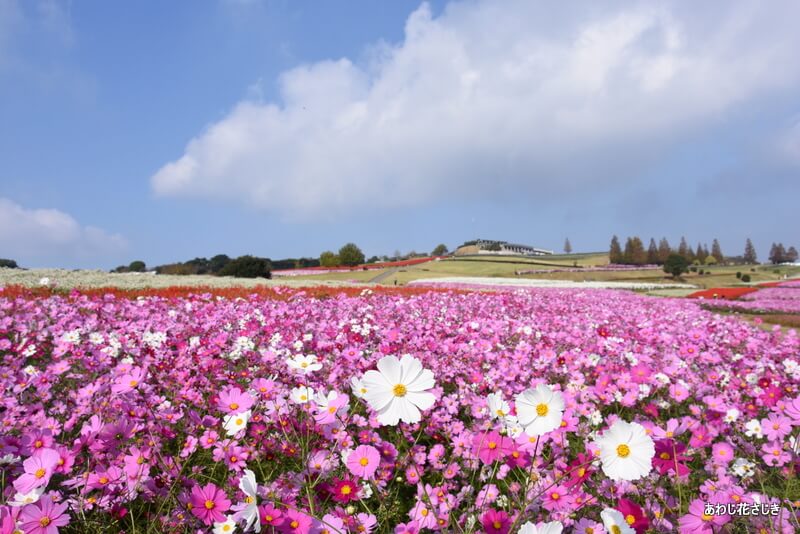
609, 236, 726, 266
609, 236, 798, 266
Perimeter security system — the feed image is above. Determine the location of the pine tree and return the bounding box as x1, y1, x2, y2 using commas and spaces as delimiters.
695, 243, 707, 263
678, 237, 690, 260
647, 238, 659, 264
623, 237, 634, 265
609, 236, 623, 264
769, 243, 779, 264
657, 238, 671, 264
564, 238, 572, 254
743, 239, 757, 264
711, 239, 724, 263
629, 237, 647, 265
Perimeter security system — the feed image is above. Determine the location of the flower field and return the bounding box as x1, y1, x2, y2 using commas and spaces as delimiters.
700, 286, 800, 315
1, 286, 799, 533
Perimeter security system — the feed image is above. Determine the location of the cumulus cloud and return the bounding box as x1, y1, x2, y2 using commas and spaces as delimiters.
151, 0, 800, 219
0, 198, 127, 267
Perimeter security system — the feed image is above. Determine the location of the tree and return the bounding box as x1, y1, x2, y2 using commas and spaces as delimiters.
128, 260, 146, 272
629, 237, 647, 265
786, 246, 799, 263
657, 238, 671, 264
743, 238, 757, 264
711, 239, 724, 264
431, 244, 449, 256
704, 255, 717, 266
647, 238, 659, 264
319, 251, 339, 267
209, 254, 231, 274
678, 237, 690, 260
338, 243, 365, 266
663, 253, 689, 278
609, 235, 623, 264
563, 238, 572, 254
694, 243, 707, 264
768, 243, 786, 265
218, 255, 271, 278
0, 258, 18, 269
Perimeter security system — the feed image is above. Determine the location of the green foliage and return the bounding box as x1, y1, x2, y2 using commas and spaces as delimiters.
741, 274, 751, 282
609, 235, 623, 263
663, 253, 689, 278
736, 272, 742, 279
704, 256, 717, 266
209, 254, 231, 274
431, 244, 449, 256
218, 255, 271, 278
338, 243, 365, 266
319, 251, 339, 267
0, 258, 18, 268
128, 260, 146, 272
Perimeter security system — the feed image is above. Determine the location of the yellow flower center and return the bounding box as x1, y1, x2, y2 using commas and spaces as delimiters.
40, 517, 51, 527
245, 496, 254, 504
551, 492, 560, 500
300, 362, 308, 368
230, 456, 237, 463
99, 476, 109, 484
223, 525, 232, 532
493, 521, 502, 529
536, 403, 549, 416
702, 513, 713, 522
35, 468, 47, 479
496, 409, 505, 416
421, 508, 429, 517
329, 406, 336, 413
617, 444, 631, 458
660, 452, 670, 460
626, 514, 636, 525
230, 403, 239, 410
611, 527, 622, 534
577, 467, 586, 476
235, 418, 244, 425
204, 500, 215, 510
360, 457, 369, 466
340, 485, 352, 495
488, 441, 497, 450
129, 380, 138, 387
291, 520, 299, 528
393, 384, 407, 397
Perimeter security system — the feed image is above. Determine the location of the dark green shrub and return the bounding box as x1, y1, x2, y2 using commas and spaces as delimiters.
218, 256, 271, 278
0, 259, 19, 269
736, 272, 742, 279
741, 274, 751, 283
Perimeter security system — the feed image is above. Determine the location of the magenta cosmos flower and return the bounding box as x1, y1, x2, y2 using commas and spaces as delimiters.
473, 431, 514, 465
346, 444, 380, 479
111, 367, 146, 394
19, 498, 70, 534
217, 386, 255, 414
482, 509, 511, 534
14, 448, 60, 495
190, 482, 231, 525
678, 499, 729, 533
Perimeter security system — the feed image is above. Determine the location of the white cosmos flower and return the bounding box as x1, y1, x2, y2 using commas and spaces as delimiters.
223, 410, 251, 436
744, 419, 763, 439
291, 386, 315, 404
486, 391, 510, 420
233, 469, 260, 532
361, 354, 436, 426
595, 420, 655, 481
286, 354, 322, 374
515, 384, 565, 436
9, 487, 45, 507
600, 508, 636, 534
350, 377, 368, 399
213, 516, 237, 534
519, 520, 563, 534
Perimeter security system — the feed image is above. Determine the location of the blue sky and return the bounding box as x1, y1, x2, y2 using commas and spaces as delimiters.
1, 0, 798, 269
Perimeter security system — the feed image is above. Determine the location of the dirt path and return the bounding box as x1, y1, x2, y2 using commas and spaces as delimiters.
368, 267, 401, 284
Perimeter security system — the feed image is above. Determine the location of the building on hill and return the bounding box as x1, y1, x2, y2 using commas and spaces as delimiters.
455, 239, 553, 257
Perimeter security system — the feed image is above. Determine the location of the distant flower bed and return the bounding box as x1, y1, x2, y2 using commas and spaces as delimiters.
687, 287, 759, 300
702, 287, 800, 315
516, 265, 661, 275
408, 276, 694, 290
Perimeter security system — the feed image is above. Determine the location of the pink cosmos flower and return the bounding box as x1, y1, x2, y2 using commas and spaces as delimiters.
473, 431, 514, 465
19, 498, 70, 534
217, 386, 255, 414
13, 448, 60, 495
111, 367, 146, 394
678, 499, 729, 533
481, 509, 511, 534
346, 445, 380, 479
761, 441, 791, 466
394, 521, 421, 534
258, 504, 284, 528
711, 442, 734, 466
541, 483, 574, 512
284, 509, 313, 534
189, 482, 231, 525
761, 413, 792, 441
784, 396, 800, 424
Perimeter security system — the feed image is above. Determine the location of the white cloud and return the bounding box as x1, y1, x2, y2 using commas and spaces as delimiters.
0, 198, 127, 266
151, 0, 800, 219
